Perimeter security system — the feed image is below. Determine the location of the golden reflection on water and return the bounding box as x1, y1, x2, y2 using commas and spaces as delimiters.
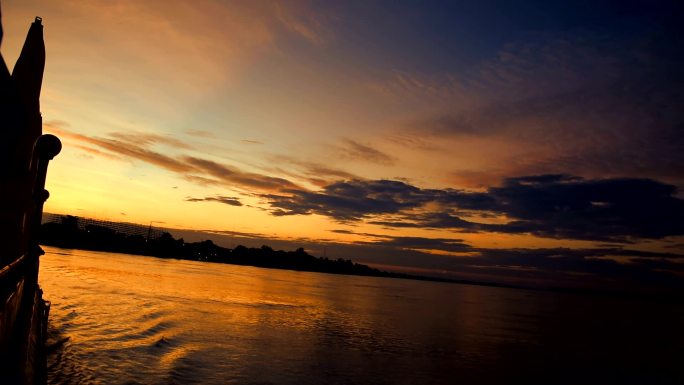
39, 246, 684, 385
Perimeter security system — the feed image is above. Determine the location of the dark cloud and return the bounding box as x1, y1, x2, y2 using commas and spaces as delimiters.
329, 229, 381, 237
461, 247, 684, 289
369, 212, 480, 232
329, 229, 472, 252
350, 233, 684, 288
263, 179, 436, 220
264, 179, 498, 221
185, 195, 243, 206
488, 175, 684, 241
264, 175, 684, 242
201, 229, 268, 239
361, 236, 472, 253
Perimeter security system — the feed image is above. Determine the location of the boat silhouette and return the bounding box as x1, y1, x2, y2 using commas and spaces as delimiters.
0, 9, 61, 385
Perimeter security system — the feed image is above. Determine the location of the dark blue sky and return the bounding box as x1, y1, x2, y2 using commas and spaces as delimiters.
310, 0, 682, 75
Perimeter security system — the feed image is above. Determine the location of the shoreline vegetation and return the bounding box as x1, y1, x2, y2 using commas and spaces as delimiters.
39, 215, 681, 299
40, 215, 516, 288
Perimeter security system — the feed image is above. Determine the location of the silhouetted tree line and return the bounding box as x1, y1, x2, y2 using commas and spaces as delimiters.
40, 218, 684, 296
39, 216, 400, 278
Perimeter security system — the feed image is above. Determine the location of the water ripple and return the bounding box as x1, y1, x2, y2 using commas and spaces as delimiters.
40, 247, 684, 385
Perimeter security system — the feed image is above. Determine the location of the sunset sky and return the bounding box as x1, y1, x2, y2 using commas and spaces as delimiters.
2, 0, 683, 289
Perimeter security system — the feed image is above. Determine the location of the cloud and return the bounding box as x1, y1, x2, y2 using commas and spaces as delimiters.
354, 233, 684, 288
413, 81, 684, 185
368, 212, 480, 232
384, 133, 442, 152
274, 1, 331, 45
337, 139, 395, 165
136, 218, 684, 290
263, 178, 492, 222
241, 139, 264, 145
60, 130, 683, 242
183, 156, 298, 192
482, 175, 684, 241
67, 133, 195, 174
361, 236, 472, 253
373, 21, 684, 187
46, 123, 298, 193
184, 129, 216, 138
329, 229, 472, 252
14, 1, 335, 97
267, 155, 361, 186
73, 144, 122, 161
188, 223, 684, 289
109, 132, 193, 150
263, 179, 435, 220
366, 70, 463, 104
460, 247, 684, 289
300, 163, 358, 181
263, 175, 684, 242
185, 195, 242, 207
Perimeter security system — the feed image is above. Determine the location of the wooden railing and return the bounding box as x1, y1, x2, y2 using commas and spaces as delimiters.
0, 133, 61, 385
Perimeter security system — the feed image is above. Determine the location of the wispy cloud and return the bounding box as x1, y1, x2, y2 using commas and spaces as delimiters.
109, 132, 193, 150
241, 139, 264, 145
266, 155, 361, 186
23, 1, 335, 95
46, 122, 298, 193
48, 124, 195, 173
274, 2, 332, 45
183, 156, 298, 191
184, 129, 216, 139
366, 70, 464, 104
369, 26, 684, 188
337, 139, 395, 165
72, 144, 122, 161
185, 195, 242, 207
360, 235, 472, 253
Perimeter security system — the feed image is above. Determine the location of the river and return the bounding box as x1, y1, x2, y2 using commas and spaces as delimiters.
39, 246, 683, 385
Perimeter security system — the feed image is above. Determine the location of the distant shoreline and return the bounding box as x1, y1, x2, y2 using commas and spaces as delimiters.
40, 215, 527, 289
40, 216, 681, 301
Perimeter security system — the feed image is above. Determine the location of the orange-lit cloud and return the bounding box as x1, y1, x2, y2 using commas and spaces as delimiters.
45, 122, 298, 193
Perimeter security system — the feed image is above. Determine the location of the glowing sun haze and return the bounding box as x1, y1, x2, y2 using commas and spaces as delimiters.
2, 0, 683, 289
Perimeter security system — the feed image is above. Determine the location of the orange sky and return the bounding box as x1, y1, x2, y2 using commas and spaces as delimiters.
3, 0, 683, 289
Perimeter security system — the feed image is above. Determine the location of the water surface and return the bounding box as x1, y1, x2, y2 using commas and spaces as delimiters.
40, 246, 683, 385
